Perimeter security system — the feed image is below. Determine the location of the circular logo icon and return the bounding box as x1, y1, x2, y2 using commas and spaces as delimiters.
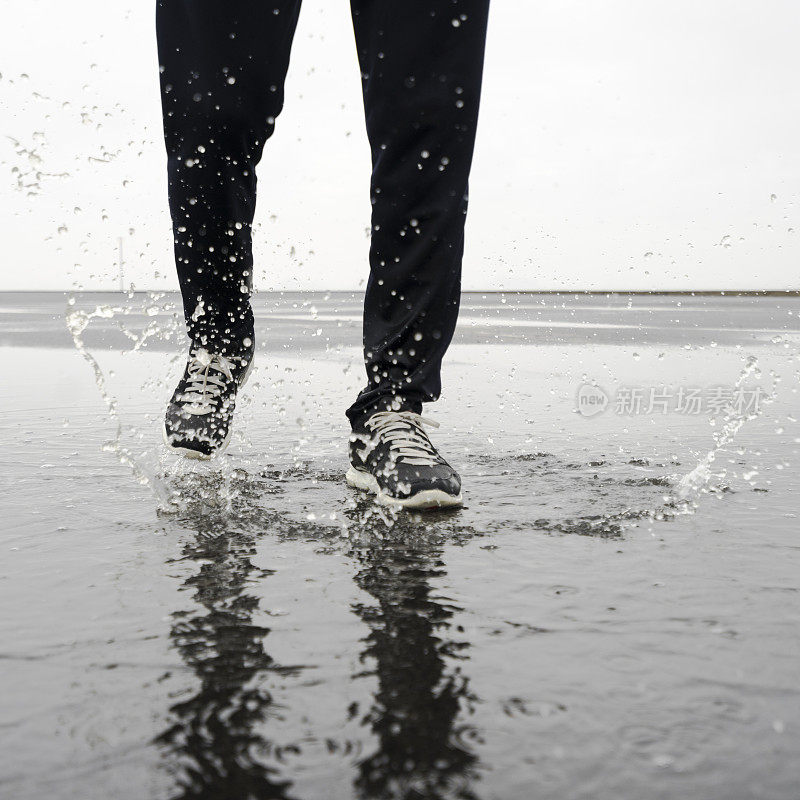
575, 383, 608, 417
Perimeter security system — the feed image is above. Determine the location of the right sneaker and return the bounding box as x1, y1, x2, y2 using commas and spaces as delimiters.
346, 410, 463, 509
162, 348, 253, 459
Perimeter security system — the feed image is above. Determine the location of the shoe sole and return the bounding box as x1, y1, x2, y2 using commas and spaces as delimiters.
163, 357, 254, 460
345, 466, 463, 510
162, 422, 233, 460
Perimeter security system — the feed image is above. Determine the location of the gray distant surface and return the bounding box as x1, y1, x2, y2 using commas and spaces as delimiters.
1, 291, 798, 352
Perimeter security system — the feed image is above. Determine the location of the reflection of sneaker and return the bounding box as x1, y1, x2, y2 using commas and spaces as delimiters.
346, 411, 463, 509
162, 348, 253, 459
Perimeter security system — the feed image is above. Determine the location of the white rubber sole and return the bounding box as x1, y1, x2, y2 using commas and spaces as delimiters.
345, 466, 463, 510
162, 356, 254, 460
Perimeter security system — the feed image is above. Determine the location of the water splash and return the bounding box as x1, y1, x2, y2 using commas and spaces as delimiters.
66, 299, 179, 510
676, 355, 774, 503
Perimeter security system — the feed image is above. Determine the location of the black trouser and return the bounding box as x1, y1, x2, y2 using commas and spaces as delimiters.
156, 0, 489, 427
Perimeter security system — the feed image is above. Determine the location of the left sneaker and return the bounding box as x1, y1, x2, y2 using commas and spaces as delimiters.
346, 411, 463, 509
162, 348, 252, 459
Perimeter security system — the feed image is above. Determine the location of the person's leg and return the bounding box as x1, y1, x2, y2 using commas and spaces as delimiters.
156, 0, 303, 358
157, 0, 302, 458
346, 0, 490, 427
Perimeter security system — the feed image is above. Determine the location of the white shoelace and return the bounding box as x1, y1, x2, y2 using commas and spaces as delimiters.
365, 411, 441, 467
179, 349, 235, 416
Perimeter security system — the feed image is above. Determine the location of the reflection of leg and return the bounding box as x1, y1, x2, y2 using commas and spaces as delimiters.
156, 0, 303, 357
156, 526, 294, 798
351, 543, 479, 798
347, 0, 491, 426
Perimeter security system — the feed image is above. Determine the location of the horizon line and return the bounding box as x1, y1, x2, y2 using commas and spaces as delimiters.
0, 289, 797, 297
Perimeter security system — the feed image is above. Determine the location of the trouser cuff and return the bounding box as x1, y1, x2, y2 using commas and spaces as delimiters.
347, 394, 424, 431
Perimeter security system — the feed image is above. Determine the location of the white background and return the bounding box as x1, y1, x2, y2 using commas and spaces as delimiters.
1, 0, 798, 291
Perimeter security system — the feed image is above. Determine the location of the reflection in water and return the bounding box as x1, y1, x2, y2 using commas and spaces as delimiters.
156, 513, 297, 800
349, 524, 481, 800
156, 468, 483, 800
152, 459, 661, 799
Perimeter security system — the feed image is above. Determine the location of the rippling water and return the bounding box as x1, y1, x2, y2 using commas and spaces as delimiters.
1, 292, 798, 799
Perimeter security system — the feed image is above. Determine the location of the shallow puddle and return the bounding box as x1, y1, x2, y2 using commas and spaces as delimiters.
1, 292, 798, 799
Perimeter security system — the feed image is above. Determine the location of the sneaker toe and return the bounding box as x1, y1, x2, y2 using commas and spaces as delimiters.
164, 411, 225, 457
387, 465, 461, 499
170, 436, 215, 457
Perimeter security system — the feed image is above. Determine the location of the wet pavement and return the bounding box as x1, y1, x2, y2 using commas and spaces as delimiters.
1, 292, 799, 799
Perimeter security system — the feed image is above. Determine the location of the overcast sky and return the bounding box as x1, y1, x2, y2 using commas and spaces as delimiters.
1, 0, 798, 291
